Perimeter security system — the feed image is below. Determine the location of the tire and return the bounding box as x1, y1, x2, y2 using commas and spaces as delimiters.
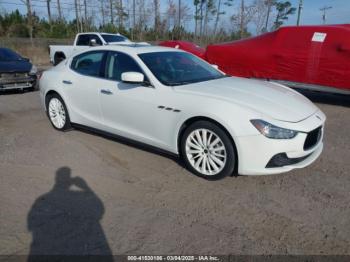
180, 120, 236, 180
26, 85, 35, 92
46, 94, 72, 131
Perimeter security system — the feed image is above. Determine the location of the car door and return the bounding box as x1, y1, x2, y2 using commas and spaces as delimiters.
65, 50, 107, 129
98, 51, 166, 148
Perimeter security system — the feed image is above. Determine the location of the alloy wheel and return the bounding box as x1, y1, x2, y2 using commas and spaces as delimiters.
185, 128, 227, 176
48, 98, 66, 129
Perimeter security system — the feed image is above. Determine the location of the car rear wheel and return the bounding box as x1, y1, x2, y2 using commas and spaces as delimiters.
180, 121, 236, 180
46, 94, 71, 131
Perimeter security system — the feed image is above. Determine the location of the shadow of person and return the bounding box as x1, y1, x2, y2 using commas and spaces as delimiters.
27, 167, 113, 261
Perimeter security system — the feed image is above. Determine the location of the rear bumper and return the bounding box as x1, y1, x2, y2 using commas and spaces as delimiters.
235, 111, 326, 175
0, 74, 37, 90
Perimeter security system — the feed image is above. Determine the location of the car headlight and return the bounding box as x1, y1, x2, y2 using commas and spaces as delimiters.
29, 65, 37, 75
250, 119, 298, 139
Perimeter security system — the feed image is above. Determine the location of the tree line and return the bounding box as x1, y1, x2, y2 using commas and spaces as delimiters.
0, 0, 296, 44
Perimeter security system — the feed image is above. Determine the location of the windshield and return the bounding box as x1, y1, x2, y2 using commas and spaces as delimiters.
101, 34, 129, 43
0, 48, 23, 61
138, 51, 225, 86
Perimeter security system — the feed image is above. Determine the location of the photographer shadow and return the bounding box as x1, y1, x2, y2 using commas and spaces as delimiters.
27, 167, 113, 261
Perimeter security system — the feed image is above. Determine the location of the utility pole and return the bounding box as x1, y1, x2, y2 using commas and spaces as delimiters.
57, 0, 62, 21
46, 0, 52, 24
320, 6, 332, 24
296, 0, 303, 26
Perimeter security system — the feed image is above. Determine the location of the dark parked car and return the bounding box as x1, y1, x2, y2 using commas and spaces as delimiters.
0, 48, 37, 92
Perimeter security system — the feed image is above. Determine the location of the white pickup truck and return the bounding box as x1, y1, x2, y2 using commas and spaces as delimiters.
49, 32, 132, 65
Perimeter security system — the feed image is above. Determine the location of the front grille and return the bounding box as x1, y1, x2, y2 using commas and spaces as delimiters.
0, 73, 36, 90
304, 126, 322, 151
1, 72, 28, 78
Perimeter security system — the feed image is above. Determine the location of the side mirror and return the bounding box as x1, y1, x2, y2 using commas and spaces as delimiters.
121, 72, 144, 84
89, 39, 99, 46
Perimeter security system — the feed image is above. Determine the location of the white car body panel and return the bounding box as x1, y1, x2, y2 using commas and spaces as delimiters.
39, 45, 326, 175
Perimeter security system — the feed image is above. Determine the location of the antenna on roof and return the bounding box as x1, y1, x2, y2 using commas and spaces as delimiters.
320, 6, 332, 25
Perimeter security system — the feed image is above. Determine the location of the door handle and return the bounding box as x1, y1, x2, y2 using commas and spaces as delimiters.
62, 80, 72, 85
101, 89, 113, 95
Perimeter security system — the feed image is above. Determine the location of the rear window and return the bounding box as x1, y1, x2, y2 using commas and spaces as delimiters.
76, 34, 102, 46
101, 34, 129, 43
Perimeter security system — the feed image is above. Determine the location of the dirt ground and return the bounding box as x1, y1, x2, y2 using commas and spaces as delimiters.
0, 89, 349, 256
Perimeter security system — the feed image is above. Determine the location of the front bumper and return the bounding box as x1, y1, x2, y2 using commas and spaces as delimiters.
0, 73, 37, 90
235, 111, 325, 175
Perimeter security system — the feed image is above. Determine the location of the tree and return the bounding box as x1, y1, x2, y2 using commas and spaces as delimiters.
251, 0, 270, 34
213, 0, 233, 36
109, 0, 114, 24
20, 0, 33, 44
199, 0, 205, 38
57, 0, 62, 21
203, 0, 215, 37
264, 0, 276, 31
274, 1, 296, 29
74, 0, 79, 32
99, 0, 106, 26
193, 0, 200, 37
166, 0, 177, 31
153, 0, 161, 38
231, 0, 256, 38
116, 0, 127, 29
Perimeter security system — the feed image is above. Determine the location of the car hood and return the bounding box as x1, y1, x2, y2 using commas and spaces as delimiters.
0, 60, 32, 73
174, 76, 318, 123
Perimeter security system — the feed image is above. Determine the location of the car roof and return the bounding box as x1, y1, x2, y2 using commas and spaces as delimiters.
90, 44, 184, 55
78, 32, 122, 35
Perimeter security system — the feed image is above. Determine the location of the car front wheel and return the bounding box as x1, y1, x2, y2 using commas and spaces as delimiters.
46, 94, 71, 131
180, 121, 236, 180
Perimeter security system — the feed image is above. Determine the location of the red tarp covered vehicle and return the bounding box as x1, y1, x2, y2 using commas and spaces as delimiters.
158, 40, 206, 60
206, 25, 350, 95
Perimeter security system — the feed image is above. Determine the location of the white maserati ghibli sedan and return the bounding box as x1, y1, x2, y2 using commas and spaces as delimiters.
39, 45, 326, 179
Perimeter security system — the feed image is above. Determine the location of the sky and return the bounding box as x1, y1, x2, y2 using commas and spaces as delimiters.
283, 0, 349, 26
0, 0, 349, 32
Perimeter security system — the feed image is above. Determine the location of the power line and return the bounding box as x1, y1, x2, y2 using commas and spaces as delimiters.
320, 6, 332, 24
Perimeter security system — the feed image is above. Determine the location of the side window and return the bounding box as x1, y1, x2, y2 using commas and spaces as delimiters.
76, 34, 102, 46
105, 52, 143, 81
71, 51, 105, 77
76, 35, 89, 46
89, 34, 103, 45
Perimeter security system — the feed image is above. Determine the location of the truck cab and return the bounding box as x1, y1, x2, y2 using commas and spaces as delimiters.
49, 32, 131, 65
